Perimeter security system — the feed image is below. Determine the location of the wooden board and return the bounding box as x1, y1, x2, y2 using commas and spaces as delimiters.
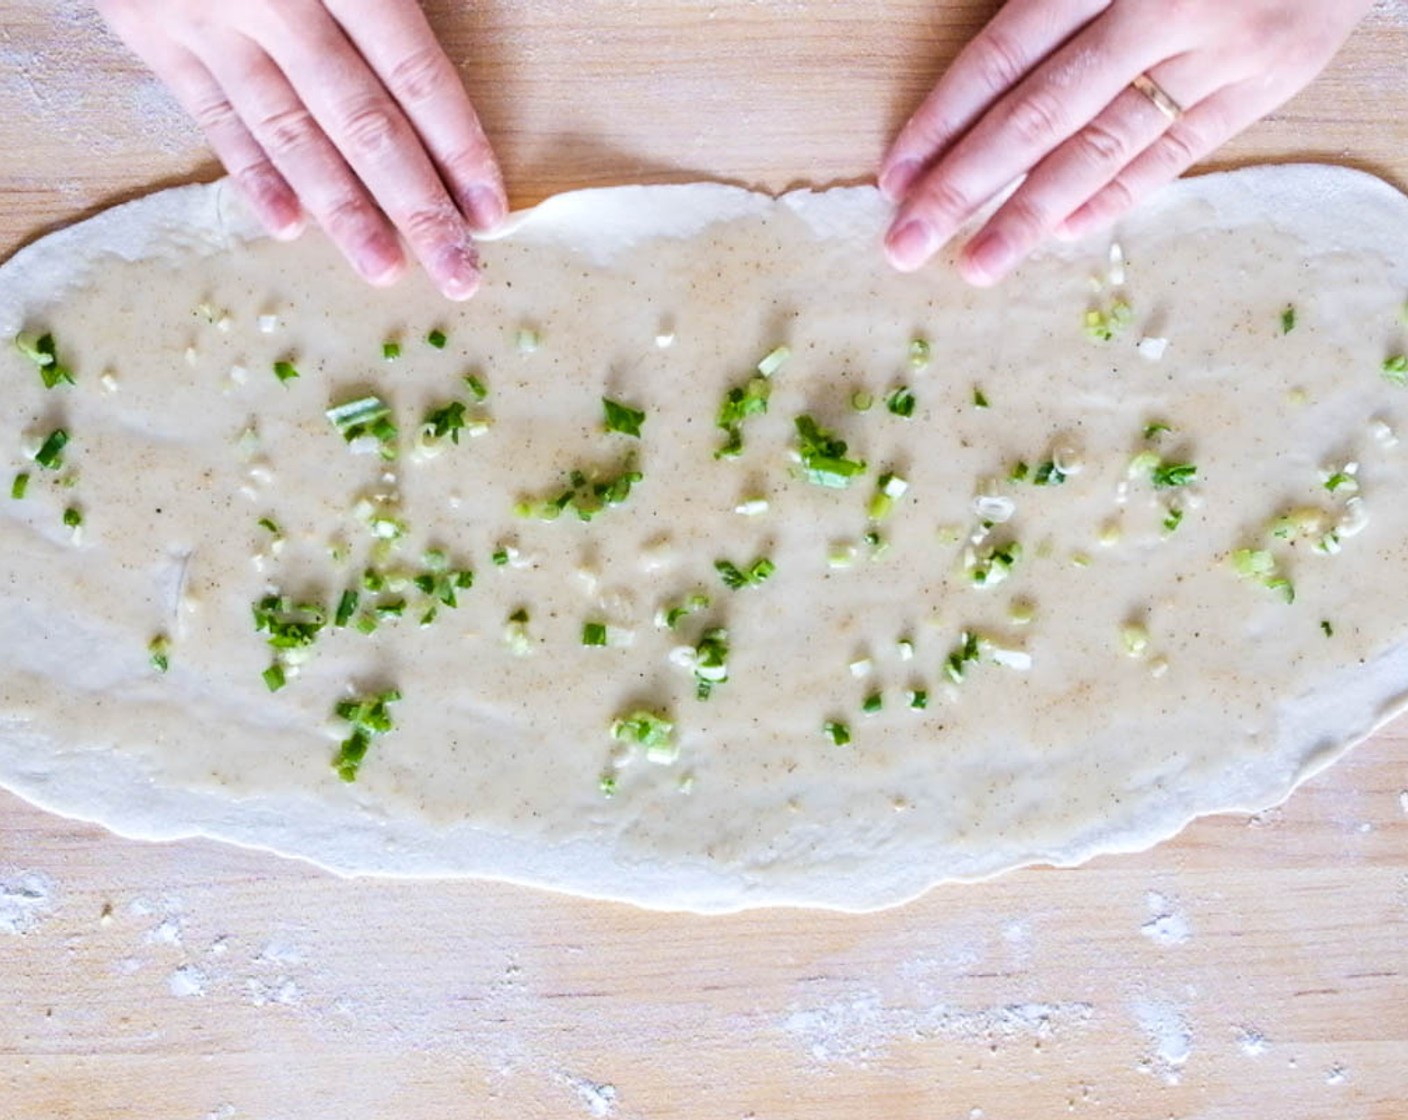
2, 3, 1406, 1117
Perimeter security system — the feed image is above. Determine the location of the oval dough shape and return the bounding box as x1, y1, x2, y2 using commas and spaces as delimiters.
2, 167, 1407, 912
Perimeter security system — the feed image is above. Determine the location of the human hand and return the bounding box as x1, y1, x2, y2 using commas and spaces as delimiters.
878, 0, 1374, 285
94, 0, 507, 301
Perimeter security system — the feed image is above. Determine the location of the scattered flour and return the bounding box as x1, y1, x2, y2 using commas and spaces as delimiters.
783, 992, 1094, 1066
1397, 790, 1408, 815
1141, 892, 1191, 946
0, 870, 55, 935
1235, 1026, 1270, 1056
557, 1074, 619, 1118
168, 965, 207, 999
1131, 999, 1192, 1085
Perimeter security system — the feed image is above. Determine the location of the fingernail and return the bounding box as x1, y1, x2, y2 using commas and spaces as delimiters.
357, 234, 405, 286
879, 158, 922, 203
885, 217, 940, 273
436, 241, 482, 301
462, 184, 507, 232
267, 203, 306, 241
960, 229, 1015, 287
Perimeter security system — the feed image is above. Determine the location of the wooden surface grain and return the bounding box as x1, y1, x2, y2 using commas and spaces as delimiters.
2, 3, 1407, 1117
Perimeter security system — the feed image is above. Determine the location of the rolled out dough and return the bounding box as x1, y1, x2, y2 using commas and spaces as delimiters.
2, 166, 1407, 912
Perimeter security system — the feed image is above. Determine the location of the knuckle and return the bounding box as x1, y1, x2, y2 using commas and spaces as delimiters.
190, 93, 241, 137
320, 195, 380, 241
399, 202, 465, 246
974, 28, 1029, 98
1157, 125, 1200, 171
1096, 178, 1136, 220
234, 163, 289, 207
1076, 119, 1129, 167
1004, 89, 1068, 149
1000, 194, 1050, 240
340, 100, 402, 159
913, 176, 973, 224
256, 106, 322, 159
440, 144, 494, 186
385, 46, 453, 106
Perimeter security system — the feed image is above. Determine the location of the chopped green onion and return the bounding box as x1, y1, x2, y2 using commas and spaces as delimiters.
598, 773, 619, 798
504, 608, 532, 656
1031, 460, 1066, 486
148, 635, 170, 673
657, 592, 710, 629
691, 627, 731, 700
1143, 422, 1172, 440
794, 415, 866, 488
1162, 506, 1185, 534
908, 689, 928, 711
851, 390, 873, 412
944, 630, 983, 683
582, 621, 608, 647
262, 664, 287, 692
10, 473, 29, 500
1383, 354, 1408, 386
909, 338, 931, 370
862, 692, 883, 715
715, 556, 774, 590
426, 328, 448, 350
331, 689, 402, 782
1121, 622, 1149, 658
1321, 619, 1334, 638
1084, 300, 1132, 342
463, 373, 489, 400
334, 589, 359, 628
756, 345, 791, 377
14, 332, 74, 388
1233, 549, 1276, 579
257, 517, 281, 536
602, 397, 645, 438
1323, 470, 1357, 493
272, 360, 299, 384
62, 506, 82, 529
1152, 462, 1197, 489
491, 548, 510, 567
34, 429, 69, 471
518, 459, 643, 522
886, 386, 917, 418
715, 361, 774, 459
610, 709, 676, 765
973, 387, 989, 409
423, 400, 467, 444
868, 471, 909, 521
823, 720, 851, 747
1280, 305, 1296, 334
1008, 461, 1030, 483
969, 541, 1022, 587
382, 340, 401, 361
1266, 577, 1296, 604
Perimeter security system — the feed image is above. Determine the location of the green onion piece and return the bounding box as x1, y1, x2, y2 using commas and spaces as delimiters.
1084, 300, 1132, 342
909, 689, 928, 710
426, 328, 448, 350
492, 548, 510, 567
148, 635, 171, 674
602, 397, 646, 438
886, 386, 917, 418
10, 473, 29, 500
756, 345, 791, 377
1143, 422, 1172, 440
517, 328, 540, 353
263, 664, 287, 692
1321, 619, 1334, 638
62, 506, 82, 529
1281, 305, 1296, 334
715, 556, 774, 590
1323, 470, 1356, 493
1383, 354, 1408, 386
1032, 460, 1067, 486
1266, 577, 1296, 604
692, 628, 730, 700
862, 692, 883, 715
610, 709, 676, 764
909, 338, 931, 370
15, 332, 74, 388
599, 773, 619, 798
1152, 462, 1197, 489
582, 622, 608, 647
715, 370, 772, 459
382, 341, 401, 361
334, 589, 359, 628
823, 720, 851, 747
331, 689, 402, 782
1162, 506, 1184, 534
1008, 461, 1030, 483
257, 517, 281, 535
327, 396, 394, 446
851, 390, 873, 412
423, 401, 467, 444
973, 387, 989, 409
273, 360, 299, 384
794, 414, 866, 488
463, 373, 489, 400
1232, 549, 1276, 580
34, 429, 69, 471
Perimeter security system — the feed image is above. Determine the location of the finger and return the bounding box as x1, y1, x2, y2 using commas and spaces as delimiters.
958, 57, 1217, 285
241, 2, 483, 300
197, 34, 409, 289
1055, 83, 1271, 241
324, 0, 507, 231
880, 0, 1112, 202
884, 8, 1183, 273
91, 11, 303, 240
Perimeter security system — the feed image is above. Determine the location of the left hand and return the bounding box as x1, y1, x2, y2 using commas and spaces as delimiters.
878, 0, 1375, 285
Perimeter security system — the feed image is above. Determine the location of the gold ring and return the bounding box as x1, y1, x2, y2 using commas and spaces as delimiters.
1131, 73, 1184, 123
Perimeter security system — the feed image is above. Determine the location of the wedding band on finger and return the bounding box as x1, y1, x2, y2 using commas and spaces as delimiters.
1131, 72, 1184, 123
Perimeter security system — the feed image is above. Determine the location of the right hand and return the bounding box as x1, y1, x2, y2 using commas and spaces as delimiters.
95, 0, 508, 301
